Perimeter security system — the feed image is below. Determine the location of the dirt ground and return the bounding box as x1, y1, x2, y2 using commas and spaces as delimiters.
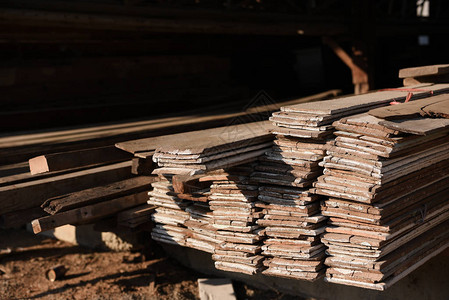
0, 228, 299, 300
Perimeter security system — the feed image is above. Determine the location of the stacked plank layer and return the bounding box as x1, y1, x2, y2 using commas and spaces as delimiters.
152, 121, 274, 175
251, 85, 449, 281
251, 107, 333, 280
148, 176, 190, 247
314, 113, 449, 290
184, 202, 220, 254
209, 165, 265, 275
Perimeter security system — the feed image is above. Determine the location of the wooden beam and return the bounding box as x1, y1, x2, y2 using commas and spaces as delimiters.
322, 37, 370, 94
0, 161, 132, 214
41, 176, 156, 215
31, 191, 148, 233
0, 8, 346, 36
28, 146, 131, 175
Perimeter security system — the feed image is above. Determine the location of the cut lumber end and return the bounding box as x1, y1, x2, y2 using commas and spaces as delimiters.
31, 219, 43, 234
198, 278, 236, 300
29, 156, 49, 175
131, 157, 155, 175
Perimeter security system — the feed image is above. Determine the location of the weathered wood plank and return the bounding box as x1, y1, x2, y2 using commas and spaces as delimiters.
41, 176, 156, 215
0, 161, 132, 214
399, 64, 449, 78
32, 191, 148, 233
28, 146, 131, 175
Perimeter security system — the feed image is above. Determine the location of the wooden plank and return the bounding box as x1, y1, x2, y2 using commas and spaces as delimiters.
368, 94, 449, 120
403, 73, 449, 86
0, 207, 46, 229
172, 174, 215, 194
41, 176, 156, 215
118, 121, 274, 156
422, 99, 449, 118
131, 157, 155, 175
28, 146, 131, 175
281, 84, 449, 115
0, 161, 132, 214
399, 64, 449, 78
32, 191, 148, 233
379, 118, 449, 135
0, 162, 29, 178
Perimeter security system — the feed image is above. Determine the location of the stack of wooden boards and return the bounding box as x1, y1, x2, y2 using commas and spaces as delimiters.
249, 84, 449, 281
0, 145, 143, 229
145, 121, 274, 259
151, 122, 275, 175
2, 90, 336, 232
148, 176, 191, 247
313, 95, 449, 290
209, 165, 265, 275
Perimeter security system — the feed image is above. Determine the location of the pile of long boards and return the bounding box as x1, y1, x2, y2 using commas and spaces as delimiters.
248, 84, 449, 281
145, 121, 274, 271
0, 145, 151, 230
141, 82, 449, 289
2, 89, 325, 232
209, 165, 265, 275
130, 121, 275, 274
151, 122, 275, 175
313, 97, 449, 290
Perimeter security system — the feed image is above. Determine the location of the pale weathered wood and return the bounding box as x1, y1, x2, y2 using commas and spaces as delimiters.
399, 64, 449, 78
379, 118, 449, 135
282, 84, 449, 115
369, 94, 449, 120
119, 121, 274, 156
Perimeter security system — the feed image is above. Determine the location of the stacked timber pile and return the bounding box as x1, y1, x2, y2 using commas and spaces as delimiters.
148, 176, 190, 247
0, 145, 143, 230
128, 122, 274, 257
185, 202, 219, 254
255, 185, 327, 280
251, 84, 449, 281
117, 204, 156, 229
151, 122, 274, 175
207, 165, 265, 275
314, 94, 449, 290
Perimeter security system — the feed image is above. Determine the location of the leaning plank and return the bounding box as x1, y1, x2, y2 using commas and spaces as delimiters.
29, 146, 131, 175
41, 176, 156, 215
32, 192, 148, 233
0, 161, 132, 215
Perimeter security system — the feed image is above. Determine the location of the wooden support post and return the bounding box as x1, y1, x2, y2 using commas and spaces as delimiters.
322, 37, 370, 94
